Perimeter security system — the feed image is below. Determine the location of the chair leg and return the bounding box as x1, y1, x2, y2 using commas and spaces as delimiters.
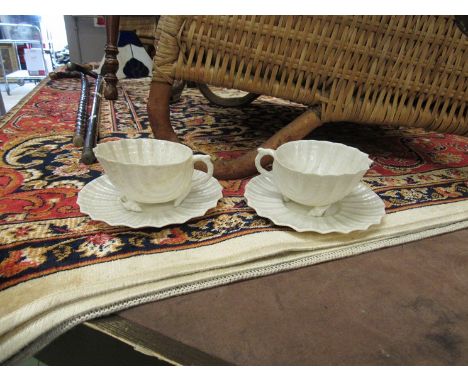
148, 81, 323, 179
148, 81, 180, 142
212, 109, 323, 180
103, 16, 120, 100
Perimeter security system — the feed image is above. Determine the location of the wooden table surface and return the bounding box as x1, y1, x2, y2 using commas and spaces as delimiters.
36, 228, 468, 366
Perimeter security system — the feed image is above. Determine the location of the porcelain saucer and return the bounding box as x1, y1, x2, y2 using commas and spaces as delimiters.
77, 170, 223, 228
244, 174, 385, 233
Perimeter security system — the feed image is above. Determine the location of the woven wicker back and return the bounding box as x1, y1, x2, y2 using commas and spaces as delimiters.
120, 16, 159, 45
153, 15, 468, 134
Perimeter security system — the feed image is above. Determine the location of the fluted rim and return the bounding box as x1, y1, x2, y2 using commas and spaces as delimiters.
77, 171, 223, 228
245, 174, 385, 233
275, 140, 372, 177
94, 138, 193, 167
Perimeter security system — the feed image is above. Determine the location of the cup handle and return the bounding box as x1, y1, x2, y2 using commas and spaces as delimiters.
191, 154, 214, 188
255, 148, 276, 176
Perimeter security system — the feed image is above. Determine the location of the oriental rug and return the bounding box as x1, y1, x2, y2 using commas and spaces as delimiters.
0, 77, 467, 363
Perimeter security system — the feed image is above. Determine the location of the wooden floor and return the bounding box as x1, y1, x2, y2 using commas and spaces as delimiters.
30, 229, 468, 366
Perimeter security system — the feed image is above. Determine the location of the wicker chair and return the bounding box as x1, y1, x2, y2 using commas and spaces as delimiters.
103, 16, 259, 106
142, 16, 468, 179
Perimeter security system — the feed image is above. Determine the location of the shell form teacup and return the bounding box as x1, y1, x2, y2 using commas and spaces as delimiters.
255, 140, 373, 216
93, 139, 213, 212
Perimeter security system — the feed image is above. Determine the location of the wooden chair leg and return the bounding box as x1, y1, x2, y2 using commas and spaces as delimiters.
212, 109, 323, 179
148, 80, 323, 180
148, 81, 180, 142
103, 16, 120, 100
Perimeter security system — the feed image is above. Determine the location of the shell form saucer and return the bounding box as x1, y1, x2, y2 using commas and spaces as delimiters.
244, 174, 385, 234
77, 170, 223, 228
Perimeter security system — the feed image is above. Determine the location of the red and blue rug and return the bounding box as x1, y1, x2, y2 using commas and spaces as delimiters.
0, 77, 467, 363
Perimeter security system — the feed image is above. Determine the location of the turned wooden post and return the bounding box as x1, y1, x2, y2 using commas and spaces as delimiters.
103, 16, 120, 100
81, 75, 104, 164
73, 73, 89, 147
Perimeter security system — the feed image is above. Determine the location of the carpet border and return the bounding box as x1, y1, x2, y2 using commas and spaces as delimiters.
5, 219, 468, 365
0, 78, 49, 128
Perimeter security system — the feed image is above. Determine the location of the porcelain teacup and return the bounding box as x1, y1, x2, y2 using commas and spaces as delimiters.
255, 140, 373, 216
94, 139, 214, 212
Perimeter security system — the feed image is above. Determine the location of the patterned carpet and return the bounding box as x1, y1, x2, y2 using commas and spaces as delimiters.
0, 77, 467, 363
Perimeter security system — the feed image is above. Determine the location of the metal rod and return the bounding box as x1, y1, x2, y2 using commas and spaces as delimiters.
73, 73, 89, 147
81, 76, 103, 164
0, 22, 49, 93
0, 47, 8, 95
0, 88, 6, 115
0, 22, 49, 76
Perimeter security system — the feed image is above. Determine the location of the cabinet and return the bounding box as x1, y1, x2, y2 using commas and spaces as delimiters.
0, 42, 20, 78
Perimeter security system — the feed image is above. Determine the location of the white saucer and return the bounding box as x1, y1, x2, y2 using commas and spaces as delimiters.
245, 174, 385, 233
77, 170, 223, 228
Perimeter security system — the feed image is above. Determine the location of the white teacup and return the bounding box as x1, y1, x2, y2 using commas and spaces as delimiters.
94, 139, 213, 212
255, 140, 373, 216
